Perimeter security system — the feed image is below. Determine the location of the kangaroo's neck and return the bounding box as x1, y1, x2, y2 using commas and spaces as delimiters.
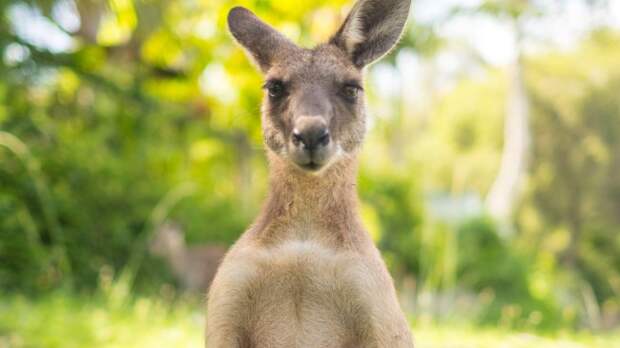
250, 152, 366, 247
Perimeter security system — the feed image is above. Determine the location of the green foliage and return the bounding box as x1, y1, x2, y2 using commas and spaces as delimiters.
456, 217, 563, 330
0, 0, 268, 292
359, 168, 424, 276
457, 217, 528, 296
518, 30, 620, 317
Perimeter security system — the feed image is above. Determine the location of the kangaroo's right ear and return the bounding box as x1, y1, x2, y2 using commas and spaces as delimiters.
227, 7, 296, 73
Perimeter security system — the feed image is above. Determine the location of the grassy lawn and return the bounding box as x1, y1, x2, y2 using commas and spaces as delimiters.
0, 292, 617, 348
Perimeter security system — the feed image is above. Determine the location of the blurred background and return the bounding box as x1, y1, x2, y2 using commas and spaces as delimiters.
1, 0, 619, 347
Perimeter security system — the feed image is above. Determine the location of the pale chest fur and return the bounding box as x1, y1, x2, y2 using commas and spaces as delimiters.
208, 233, 405, 348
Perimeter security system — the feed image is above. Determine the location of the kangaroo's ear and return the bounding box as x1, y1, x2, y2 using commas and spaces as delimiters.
227, 7, 296, 72
330, 0, 411, 68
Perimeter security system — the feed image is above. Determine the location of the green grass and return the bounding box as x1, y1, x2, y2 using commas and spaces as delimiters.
412, 324, 618, 348
0, 293, 203, 348
0, 290, 617, 348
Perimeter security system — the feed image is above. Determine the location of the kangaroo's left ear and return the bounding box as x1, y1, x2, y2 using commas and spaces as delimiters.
227, 6, 297, 72
330, 0, 411, 68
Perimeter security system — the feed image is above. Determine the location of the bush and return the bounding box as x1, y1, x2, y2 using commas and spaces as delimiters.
456, 217, 563, 330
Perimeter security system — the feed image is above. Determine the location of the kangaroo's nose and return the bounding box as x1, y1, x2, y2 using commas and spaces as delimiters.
292, 121, 330, 152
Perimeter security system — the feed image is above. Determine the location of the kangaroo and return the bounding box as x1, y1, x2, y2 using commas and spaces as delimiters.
207, 0, 414, 347
149, 222, 227, 292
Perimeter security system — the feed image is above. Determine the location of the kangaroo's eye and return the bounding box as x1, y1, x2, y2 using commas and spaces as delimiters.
342, 83, 362, 102
264, 80, 286, 99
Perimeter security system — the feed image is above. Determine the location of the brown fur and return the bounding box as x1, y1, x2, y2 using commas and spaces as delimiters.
207, 1, 413, 347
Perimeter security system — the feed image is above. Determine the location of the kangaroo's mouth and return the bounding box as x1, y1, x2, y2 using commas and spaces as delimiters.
299, 161, 322, 171
287, 142, 342, 174
293, 152, 341, 174
288, 147, 334, 173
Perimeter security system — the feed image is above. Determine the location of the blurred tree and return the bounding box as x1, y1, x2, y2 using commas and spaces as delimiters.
464, 0, 533, 222
518, 31, 620, 327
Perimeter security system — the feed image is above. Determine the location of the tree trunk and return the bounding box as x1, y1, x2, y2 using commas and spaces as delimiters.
485, 31, 530, 221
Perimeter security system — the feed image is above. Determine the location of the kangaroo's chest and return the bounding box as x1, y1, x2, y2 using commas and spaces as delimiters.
218, 238, 377, 347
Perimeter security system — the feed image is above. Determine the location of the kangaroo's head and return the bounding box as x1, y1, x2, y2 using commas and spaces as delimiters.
228, 0, 411, 174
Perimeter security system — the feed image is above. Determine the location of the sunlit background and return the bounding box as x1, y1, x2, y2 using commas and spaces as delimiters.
1, 0, 620, 347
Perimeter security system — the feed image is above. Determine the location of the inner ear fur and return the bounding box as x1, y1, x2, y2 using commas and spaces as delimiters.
330, 0, 411, 68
